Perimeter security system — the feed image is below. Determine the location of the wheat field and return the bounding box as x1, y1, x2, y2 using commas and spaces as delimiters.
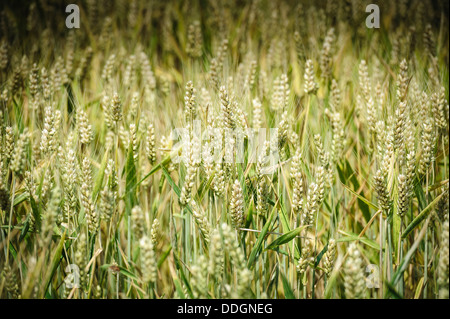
0, 0, 448, 300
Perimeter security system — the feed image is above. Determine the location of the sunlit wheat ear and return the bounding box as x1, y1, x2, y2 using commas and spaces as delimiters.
10, 128, 29, 174
101, 53, 116, 83
129, 123, 138, 161
0, 163, 10, 212
198, 87, 211, 117
373, 122, 386, 149
323, 238, 337, 277
252, 97, 262, 130
418, 118, 435, 176
233, 100, 247, 130
99, 186, 114, 222
128, 91, 139, 121
313, 134, 330, 170
63, 45, 73, 83
258, 69, 269, 98
267, 38, 284, 70
119, 125, 129, 149
271, 73, 289, 112
244, 59, 257, 91
190, 255, 209, 298
184, 81, 197, 123
375, 81, 386, 114
100, 159, 117, 223
179, 134, 200, 206
219, 86, 236, 130
397, 174, 410, 218
110, 92, 123, 125
40, 106, 61, 156
428, 56, 441, 87
4, 126, 14, 160
343, 243, 365, 299
41, 67, 52, 100
41, 186, 60, 246
0, 0, 447, 300
24, 171, 36, 211
140, 235, 157, 284
80, 157, 98, 234
394, 101, 407, 154
405, 150, 416, 195
208, 228, 224, 279
221, 223, 252, 298
329, 78, 340, 109
304, 59, 318, 95
255, 141, 270, 216
1, 265, 20, 299
74, 232, 87, 290
98, 16, 112, 48
319, 27, 335, 80
11, 68, 23, 97
150, 218, 160, 246
160, 134, 176, 173
145, 123, 156, 165
29, 62, 39, 99
202, 142, 214, 180
366, 96, 377, 138
276, 111, 289, 159
209, 38, 228, 89
123, 54, 136, 87
373, 169, 391, 214
291, 150, 304, 216
302, 182, 319, 227
423, 24, 436, 58
209, 58, 220, 89
438, 217, 449, 299
229, 179, 244, 230
131, 206, 145, 240
191, 203, 211, 243
40, 170, 52, 204
186, 20, 203, 59
0, 40, 8, 71
432, 87, 447, 130
21, 54, 30, 81
139, 51, 156, 104
106, 159, 118, 190
435, 185, 449, 222
358, 59, 370, 98
60, 147, 77, 221
315, 166, 326, 204
50, 56, 66, 92
212, 162, 225, 197
297, 237, 313, 275
396, 59, 409, 101
100, 94, 112, 130
326, 109, 345, 162
379, 126, 394, 179
222, 142, 235, 182
0, 89, 8, 108
404, 116, 416, 154
76, 108, 92, 145
75, 46, 93, 82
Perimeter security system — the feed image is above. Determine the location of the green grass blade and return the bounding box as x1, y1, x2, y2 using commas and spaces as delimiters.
247, 203, 277, 269
402, 192, 444, 239
265, 225, 308, 251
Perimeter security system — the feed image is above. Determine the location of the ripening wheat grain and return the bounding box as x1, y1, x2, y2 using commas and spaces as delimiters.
0, 0, 448, 302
